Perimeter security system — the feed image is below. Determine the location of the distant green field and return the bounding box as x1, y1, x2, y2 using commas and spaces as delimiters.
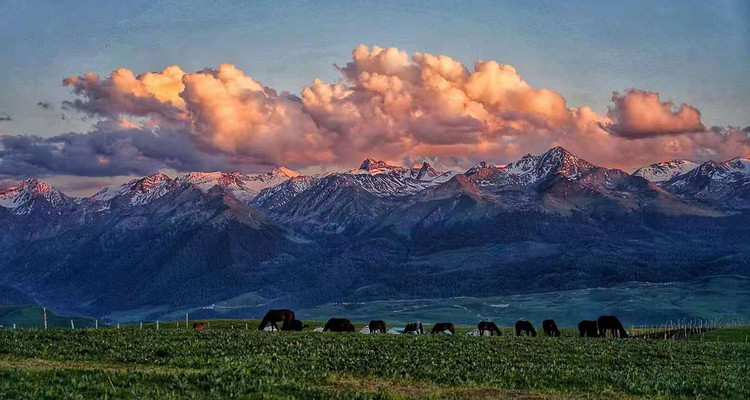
689, 326, 750, 343
0, 306, 96, 329
1, 327, 748, 399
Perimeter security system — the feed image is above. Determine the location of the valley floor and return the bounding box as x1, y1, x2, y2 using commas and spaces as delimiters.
1, 326, 748, 399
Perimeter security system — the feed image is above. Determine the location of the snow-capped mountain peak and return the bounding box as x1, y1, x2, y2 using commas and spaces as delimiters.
503, 146, 593, 183
465, 161, 500, 176
0, 178, 70, 213
175, 167, 302, 203
353, 158, 405, 175
633, 159, 699, 183
269, 166, 301, 178
91, 173, 176, 205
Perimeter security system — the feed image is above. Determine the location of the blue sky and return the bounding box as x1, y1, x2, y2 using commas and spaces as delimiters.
0, 0, 747, 138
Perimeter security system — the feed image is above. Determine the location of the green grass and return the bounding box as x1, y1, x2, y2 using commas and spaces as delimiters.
1, 327, 748, 399
689, 326, 750, 343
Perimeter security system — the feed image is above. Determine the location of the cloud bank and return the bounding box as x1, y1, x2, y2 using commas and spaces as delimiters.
1, 45, 748, 178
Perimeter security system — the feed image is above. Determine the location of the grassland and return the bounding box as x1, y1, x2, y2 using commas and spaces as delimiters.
1, 323, 748, 399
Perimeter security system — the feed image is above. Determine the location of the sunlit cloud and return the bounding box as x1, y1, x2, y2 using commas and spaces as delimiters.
1, 45, 747, 179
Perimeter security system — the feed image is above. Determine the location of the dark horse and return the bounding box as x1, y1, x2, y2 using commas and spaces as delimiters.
597, 316, 628, 338
324, 318, 355, 332
193, 322, 205, 331
258, 309, 296, 331
578, 320, 599, 337
284, 319, 309, 331
403, 321, 424, 335
515, 320, 537, 337
368, 320, 387, 333
477, 321, 502, 336
542, 319, 560, 337
431, 322, 455, 334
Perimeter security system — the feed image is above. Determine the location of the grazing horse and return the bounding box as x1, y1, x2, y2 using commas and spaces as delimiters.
193, 322, 205, 331
368, 320, 387, 333
324, 318, 355, 332
477, 321, 502, 336
431, 322, 455, 335
283, 319, 308, 331
515, 320, 537, 337
542, 319, 560, 337
578, 320, 600, 337
258, 309, 296, 331
597, 316, 628, 338
403, 321, 424, 335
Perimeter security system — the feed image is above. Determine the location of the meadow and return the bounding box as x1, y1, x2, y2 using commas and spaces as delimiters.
1, 321, 749, 399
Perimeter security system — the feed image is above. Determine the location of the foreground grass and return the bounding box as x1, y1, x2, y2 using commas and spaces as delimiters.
1, 328, 749, 399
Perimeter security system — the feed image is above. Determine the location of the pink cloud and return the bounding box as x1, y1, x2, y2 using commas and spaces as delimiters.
18, 44, 742, 178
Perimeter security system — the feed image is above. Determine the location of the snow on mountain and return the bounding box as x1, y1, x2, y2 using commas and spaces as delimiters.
0, 178, 71, 215
176, 167, 301, 203
633, 160, 699, 183
253, 175, 318, 210
465, 161, 501, 176
89, 167, 302, 207
462, 147, 596, 189
92, 173, 176, 205
661, 157, 750, 208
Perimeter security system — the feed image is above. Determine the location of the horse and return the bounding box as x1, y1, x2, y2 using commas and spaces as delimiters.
431, 322, 455, 335
403, 321, 424, 335
193, 322, 205, 331
578, 320, 599, 337
515, 320, 537, 337
368, 320, 387, 333
477, 321, 502, 336
542, 319, 560, 337
283, 319, 308, 331
324, 318, 355, 332
258, 309, 296, 331
597, 316, 628, 338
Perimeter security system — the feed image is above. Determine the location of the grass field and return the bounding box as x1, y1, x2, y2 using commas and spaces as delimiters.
1, 323, 748, 399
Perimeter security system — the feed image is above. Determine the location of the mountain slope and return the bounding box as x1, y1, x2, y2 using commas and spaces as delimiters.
1, 147, 749, 322
661, 158, 750, 209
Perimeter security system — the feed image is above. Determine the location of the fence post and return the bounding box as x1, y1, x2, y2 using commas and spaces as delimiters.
117, 323, 120, 329
95, 320, 98, 329
13, 324, 16, 330
140, 322, 143, 329
71, 320, 74, 330
43, 308, 48, 330
157, 320, 159, 330
185, 313, 189, 328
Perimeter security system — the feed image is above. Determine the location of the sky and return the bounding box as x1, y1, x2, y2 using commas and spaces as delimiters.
0, 0, 748, 195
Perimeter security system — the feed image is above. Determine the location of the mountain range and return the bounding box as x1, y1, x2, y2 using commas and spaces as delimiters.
2, 146, 750, 322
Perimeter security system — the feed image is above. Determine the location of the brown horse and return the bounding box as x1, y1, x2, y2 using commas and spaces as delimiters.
193, 322, 205, 331
368, 320, 387, 333
324, 318, 355, 332
515, 320, 537, 337
597, 316, 628, 338
258, 309, 296, 331
403, 321, 424, 334
477, 321, 502, 336
431, 322, 455, 334
578, 320, 599, 337
542, 319, 560, 337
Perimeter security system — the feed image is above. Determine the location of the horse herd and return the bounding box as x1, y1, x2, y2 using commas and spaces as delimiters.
251, 309, 630, 338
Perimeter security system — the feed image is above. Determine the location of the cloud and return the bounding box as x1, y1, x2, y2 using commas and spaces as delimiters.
1, 45, 747, 179
0, 113, 11, 122
36, 102, 52, 110
599, 89, 706, 138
